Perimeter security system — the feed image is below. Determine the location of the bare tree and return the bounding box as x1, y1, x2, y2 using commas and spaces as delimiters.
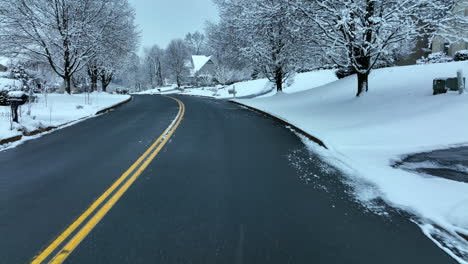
0, 0, 138, 94
87, 0, 139, 92
143, 45, 166, 88
185, 31, 206, 55
165, 39, 190, 88
213, 0, 317, 92
205, 21, 250, 72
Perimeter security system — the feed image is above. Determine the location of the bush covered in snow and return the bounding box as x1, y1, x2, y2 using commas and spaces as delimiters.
0, 89, 9, 106
115, 88, 129, 95
9, 66, 32, 91
454, 50, 468, 62
335, 67, 357, 79
417, 52, 454, 64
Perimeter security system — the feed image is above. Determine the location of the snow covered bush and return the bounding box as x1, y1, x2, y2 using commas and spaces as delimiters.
454, 50, 468, 62
335, 67, 357, 79
193, 75, 215, 87
10, 66, 32, 91
417, 52, 454, 64
0, 88, 9, 106
115, 88, 129, 95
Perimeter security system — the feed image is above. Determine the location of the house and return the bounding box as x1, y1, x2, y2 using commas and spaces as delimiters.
431, 1, 468, 56
189, 55, 217, 78
0, 57, 8, 72
397, 1, 467, 65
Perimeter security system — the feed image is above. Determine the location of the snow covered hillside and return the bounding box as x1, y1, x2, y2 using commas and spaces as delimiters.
135, 69, 338, 98
0, 92, 130, 146
236, 61, 468, 262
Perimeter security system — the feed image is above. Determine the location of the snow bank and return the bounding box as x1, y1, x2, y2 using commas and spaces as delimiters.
1, 92, 130, 144
136, 69, 338, 99
0, 76, 18, 88
236, 61, 468, 262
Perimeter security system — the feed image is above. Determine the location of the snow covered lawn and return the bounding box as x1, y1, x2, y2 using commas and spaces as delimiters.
236, 61, 468, 263
0, 92, 130, 145
135, 69, 338, 99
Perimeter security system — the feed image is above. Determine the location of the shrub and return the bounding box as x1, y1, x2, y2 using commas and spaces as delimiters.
115, 88, 129, 95
335, 67, 357, 79
0, 89, 9, 106
417, 52, 454, 64
454, 50, 468, 62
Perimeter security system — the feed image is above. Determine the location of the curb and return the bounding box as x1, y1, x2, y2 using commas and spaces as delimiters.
1, 96, 133, 147
230, 100, 328, 149
23, 126, 57, 137
0, 135, 23, 145
96, 96, 132, 115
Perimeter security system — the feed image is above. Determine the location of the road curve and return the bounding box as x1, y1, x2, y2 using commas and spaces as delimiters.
0, 95, 456, 264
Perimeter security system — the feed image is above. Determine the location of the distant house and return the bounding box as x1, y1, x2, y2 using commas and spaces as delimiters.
431, 1, 468, 56
0, 57, 8, 72
189, 55, 218, 78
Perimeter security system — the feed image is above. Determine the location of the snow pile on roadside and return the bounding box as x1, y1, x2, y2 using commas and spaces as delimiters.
0, 92, 130, 143
136, 69, 338, 99
134, 86, 179, 95
236, 61, 468, 262
0, 76, 19, 88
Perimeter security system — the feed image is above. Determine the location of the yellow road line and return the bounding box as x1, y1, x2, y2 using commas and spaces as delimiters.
30, 96, 185, 264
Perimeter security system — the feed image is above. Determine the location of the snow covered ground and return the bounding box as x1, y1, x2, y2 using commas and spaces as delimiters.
235, 61, 468, 263
134, 69, 338, 98
0, 91, 130, 147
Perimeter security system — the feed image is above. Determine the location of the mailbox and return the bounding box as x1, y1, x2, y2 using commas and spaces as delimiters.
7, 91, 28, 123
433, 77, 466, 95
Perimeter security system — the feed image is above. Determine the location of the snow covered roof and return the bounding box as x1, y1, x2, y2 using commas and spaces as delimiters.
192, 55, 212, 73
0, 57, 9, 66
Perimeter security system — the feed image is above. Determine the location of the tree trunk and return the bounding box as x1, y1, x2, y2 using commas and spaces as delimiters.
100, 72, 113, 93
11, 103, 19, 123
64, 74, 72, 94
176, 75, 181, 88
90, 77, 98, 92
275, 67, 283, 92
156, 61, 164, 87
88, 65, 99, 92
101, 78, 109, 92
356, 72, 369, 97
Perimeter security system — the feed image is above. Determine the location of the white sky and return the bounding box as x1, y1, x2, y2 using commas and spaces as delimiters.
128, 0, 219, 52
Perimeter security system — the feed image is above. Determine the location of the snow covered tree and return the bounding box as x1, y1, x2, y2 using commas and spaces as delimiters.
164, 39, 190, 88
290, 0, 456, 96
86, 0, 139, 93
205, 21, 250, 72
121, 54, 144, 92
143, 45, 166, 88
99, 1, 138, 92
10, 65, 32, 91
185, 31, 206, 55
0, 0, 138, 94
431, 0, 468, 50
213, 0, 317, 92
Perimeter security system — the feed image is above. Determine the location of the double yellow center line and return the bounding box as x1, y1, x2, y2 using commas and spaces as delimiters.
31, 96, 185, 264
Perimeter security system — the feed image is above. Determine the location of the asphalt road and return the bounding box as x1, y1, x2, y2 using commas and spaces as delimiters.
397, 146, 468, 183
0, 95, 456, 264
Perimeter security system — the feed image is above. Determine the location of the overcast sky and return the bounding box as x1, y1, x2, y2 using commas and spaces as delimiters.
128, 0, 219, 52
